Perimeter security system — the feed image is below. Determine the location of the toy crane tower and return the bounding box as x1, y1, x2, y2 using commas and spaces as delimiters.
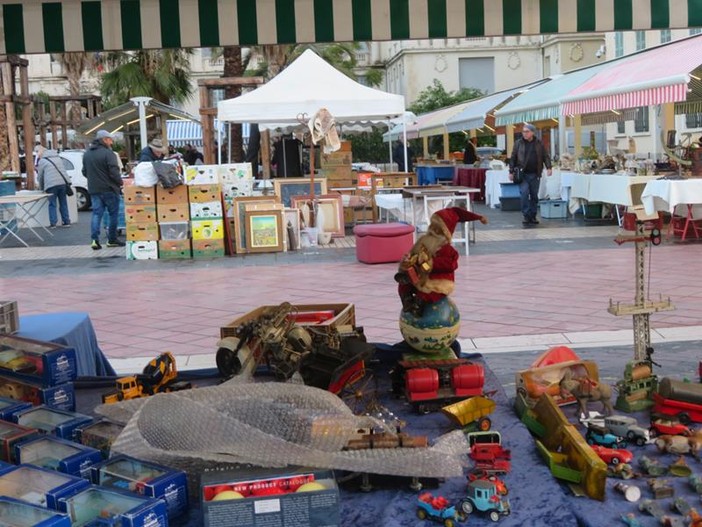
608, 215, 674, 412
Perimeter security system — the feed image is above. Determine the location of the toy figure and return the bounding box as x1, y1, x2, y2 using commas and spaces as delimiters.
558, 369, 613, 416
396, 207, 487, 317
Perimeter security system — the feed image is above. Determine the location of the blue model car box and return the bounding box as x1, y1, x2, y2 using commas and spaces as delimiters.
0, 496, 72, 527
13, 406, 93, 441
0, 374, 75, 411
0, 419, 39, 462
16, 436, 103, 479
0, 464, 90, 510
57, 485, 168, 527
76, 420, 125, 459
0, 395, 33, 420
92, 454, 188, 519
201, 467, 340, 527
0, 335, 77, 386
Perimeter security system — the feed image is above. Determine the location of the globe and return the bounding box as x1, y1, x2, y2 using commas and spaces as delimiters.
399, 297, 461, 354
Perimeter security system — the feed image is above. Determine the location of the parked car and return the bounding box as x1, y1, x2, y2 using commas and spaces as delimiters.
57, 150, 88, 211
590, 444, 633, 465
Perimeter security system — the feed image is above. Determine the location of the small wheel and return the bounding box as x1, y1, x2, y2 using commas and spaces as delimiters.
586, 437, 595, 445
478, 417, 492, 431
461, 500, 474, 515
679, 413, 691, 426
416, 509, 427, 520
635, 437, 646, 446
611, 457, 620, 465
76, 188, 91, 211
489, 511, 500, 522
216, 347, 241, 378
648, 427, 658, 438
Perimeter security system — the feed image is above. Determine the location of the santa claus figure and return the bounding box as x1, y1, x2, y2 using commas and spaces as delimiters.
396, 207, 488, 317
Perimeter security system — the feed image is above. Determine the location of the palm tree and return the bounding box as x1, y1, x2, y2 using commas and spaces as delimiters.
56, 52, 99, 129
222, 46, 243, 161
100, 50, 193, 108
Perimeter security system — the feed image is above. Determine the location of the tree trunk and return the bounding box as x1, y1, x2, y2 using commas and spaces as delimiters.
0, 72, 9, 172
222, 46, 243, 162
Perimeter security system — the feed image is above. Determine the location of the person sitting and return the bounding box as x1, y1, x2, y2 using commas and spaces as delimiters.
139, 138, 166, 162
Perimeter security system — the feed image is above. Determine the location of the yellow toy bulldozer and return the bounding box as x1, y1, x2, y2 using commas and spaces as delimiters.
102, 352, 192, 404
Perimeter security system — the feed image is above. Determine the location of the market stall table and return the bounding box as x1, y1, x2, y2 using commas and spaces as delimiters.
16, 313, 116, 377
415, 164, 456, 185
484, 170, 564, 208
569, 173, 657, 222
0, 193, 53, 247
641, 178, 702, 241
452, 166, 487, 201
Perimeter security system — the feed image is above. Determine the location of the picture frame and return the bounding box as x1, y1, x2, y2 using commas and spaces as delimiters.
244, 210, 284, 253
290, 193, 345, 238
284, 208, 301, 251
231, 196, 279, 254
273, 178, 328, 207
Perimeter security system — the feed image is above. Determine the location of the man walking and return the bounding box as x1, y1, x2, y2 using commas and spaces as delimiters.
82, 130, 124, 249
509, 123, 552, 227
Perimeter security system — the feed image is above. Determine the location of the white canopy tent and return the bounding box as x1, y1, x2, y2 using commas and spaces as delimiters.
217, 49, 408, 169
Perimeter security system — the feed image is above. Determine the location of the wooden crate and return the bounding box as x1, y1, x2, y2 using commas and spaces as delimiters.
220, 303, 356, 339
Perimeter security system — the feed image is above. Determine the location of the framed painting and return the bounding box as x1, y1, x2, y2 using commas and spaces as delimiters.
290, 193, 344, 238
231, 196, 279, 253
244, 210, 284, 253
273, 178, 328, 207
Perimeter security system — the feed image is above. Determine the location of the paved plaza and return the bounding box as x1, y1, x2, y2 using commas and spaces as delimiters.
1, 204, 701, 376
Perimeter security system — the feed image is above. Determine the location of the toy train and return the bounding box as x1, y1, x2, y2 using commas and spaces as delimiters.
652, 377, 702, 425
392, 358, 485, 414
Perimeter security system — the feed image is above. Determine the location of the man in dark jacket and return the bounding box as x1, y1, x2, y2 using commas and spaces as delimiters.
82, 130, 124, 249
139, 138, 166, 162
509, 123, 552, 227
393, 139, 414, 172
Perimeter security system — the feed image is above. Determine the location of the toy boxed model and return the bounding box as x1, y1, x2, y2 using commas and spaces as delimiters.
0, 395, 32, 421
13, 406, 93, 441
0, 374, 75, 411
0, 419, 38, 462
0, 464, 90, 510
91, 455, 187, 519
57, 485, 168, 527
0, 495, 71, 527
15, 436, 102, 479
76, 420, 125, 459
201, 467, 339, 527
0, 335, 77, 386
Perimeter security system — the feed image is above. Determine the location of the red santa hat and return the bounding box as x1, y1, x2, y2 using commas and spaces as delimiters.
431, 207, 483, 236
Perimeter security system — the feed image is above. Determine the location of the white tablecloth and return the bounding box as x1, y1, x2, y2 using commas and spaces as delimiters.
641, 179, 702, 215
485, 169, 570, 208
569, 174, 657, 206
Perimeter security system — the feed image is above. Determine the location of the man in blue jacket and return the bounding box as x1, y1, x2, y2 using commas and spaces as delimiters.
82, 130, 124, 250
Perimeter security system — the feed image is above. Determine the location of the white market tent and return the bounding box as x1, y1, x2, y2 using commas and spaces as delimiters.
217, 49, 405, 129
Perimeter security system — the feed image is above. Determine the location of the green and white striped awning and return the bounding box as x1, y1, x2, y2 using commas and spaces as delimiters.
3, 0, 702, 54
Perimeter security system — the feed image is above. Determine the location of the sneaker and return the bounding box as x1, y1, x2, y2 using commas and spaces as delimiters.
106, 239, 126, 247
522, 220, 531, 227
91, 240, 102, 250
60, 223, 71, 228
48, 224, 57, 229
529, 218, 540, 225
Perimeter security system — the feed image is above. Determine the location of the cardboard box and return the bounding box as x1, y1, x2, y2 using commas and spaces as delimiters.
125, 241, 158, 261
16, 436, 102, 479
124, 205, 157, 224
0, 300, 19, 334
192, 238, 225, 258
0, 464, 91, 510
190, 201, 223, 219
0, 395, 32, 421
76, 420, 124, 459
0, 335, 77, 387
156, 185, 189, 204
156, 203, 190, 222
319, 166, 354, 181
219, 163, 254, 183
158, 240, 191, 259
192, 219, 224, 240
189, 184, 221, 203
0, 419, 39, 462
0, 495, 72, 527
0, 376, 75, 411
123, 186, 156, 205
14, 406, 93, 441
320, 151, 352, 168
184, 165, 219, 185
92, 455, 188, 519
222, 179, 254, 201
201, 467, 339, 527
57, 485, 168, 527
126, 222, 159, 242
220, 303, 355, 339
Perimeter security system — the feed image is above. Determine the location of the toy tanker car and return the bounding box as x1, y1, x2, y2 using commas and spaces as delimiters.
652, 377, 702, 425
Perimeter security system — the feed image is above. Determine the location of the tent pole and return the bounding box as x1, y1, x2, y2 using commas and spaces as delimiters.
402, 121, 408, 173
218, 123, 222, 164
388, 121, 392, 167
228, 122, 232, 163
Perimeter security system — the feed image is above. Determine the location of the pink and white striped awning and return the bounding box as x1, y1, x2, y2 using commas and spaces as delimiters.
562, 35, 702, 116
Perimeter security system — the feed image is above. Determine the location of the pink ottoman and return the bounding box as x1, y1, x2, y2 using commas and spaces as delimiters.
353, 223, 415, 264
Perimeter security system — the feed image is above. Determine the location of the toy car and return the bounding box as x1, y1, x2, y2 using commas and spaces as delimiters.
585, 424, 627, 449
590, 444, 633, 465
603, 415, 649, 446
467, 472, 508, 495
649, 417, 693, 437
416, 493, 463, 526
459, 479, 510, 522
467, 432, 511, 474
